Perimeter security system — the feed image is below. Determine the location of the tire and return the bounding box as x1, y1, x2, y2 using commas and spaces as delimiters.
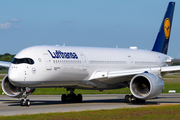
61, 94, 67, 103
25, 99, 30, 106
67, 94, 72, 103
20, 99, 24, 106
77, 94, 82, 103
72, 94, 77, 103
125, 95, 130, 103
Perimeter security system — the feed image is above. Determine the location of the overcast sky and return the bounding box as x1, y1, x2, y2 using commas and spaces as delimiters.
0, 0, 180, 58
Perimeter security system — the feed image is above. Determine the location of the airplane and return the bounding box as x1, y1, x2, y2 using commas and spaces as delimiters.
1, 2, 179, 106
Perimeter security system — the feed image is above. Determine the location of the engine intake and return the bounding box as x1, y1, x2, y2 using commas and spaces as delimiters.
130, 73, 164, 99
1, 75, 35, 98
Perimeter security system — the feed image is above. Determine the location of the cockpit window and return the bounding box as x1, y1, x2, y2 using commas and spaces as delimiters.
11, 58, 34, 65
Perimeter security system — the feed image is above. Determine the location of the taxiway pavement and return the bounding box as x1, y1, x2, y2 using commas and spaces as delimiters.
0, 94, 180, 116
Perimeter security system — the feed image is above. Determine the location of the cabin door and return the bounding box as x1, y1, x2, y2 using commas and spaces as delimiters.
80, 53, 87, 70
128, 55, 134, 69
43, 53, 52, 70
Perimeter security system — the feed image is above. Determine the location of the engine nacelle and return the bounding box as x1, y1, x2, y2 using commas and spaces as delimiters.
1, 75, 35, 98
130, 73, 164, 99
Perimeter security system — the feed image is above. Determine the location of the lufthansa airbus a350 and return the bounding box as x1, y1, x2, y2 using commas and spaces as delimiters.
1, 2, 179, 106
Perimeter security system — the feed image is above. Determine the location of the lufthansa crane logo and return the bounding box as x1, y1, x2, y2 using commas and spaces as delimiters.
164, 18, 171, 39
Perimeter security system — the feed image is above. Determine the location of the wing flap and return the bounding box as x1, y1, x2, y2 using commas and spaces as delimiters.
89, 68, 154, 82
108, 68, 151, 78
164, 58, 180, 63
89, 66, 180, 84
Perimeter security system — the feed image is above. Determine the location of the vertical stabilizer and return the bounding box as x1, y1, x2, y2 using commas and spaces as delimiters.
152, 2, 175, 54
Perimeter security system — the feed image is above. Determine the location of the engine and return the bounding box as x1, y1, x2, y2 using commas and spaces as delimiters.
1, 75, 35, 98
130, 73, 164, 99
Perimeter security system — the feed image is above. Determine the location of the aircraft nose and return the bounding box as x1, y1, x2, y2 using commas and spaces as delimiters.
8, 65, 22, 86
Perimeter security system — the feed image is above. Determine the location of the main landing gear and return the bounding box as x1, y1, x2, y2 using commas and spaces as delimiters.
124, 95, 146, 104
61, 88, 83, 103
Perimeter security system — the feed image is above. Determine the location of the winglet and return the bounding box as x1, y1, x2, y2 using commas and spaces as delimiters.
152, 2, 175, 54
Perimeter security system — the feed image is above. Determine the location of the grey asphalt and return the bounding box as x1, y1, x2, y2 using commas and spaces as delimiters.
0, 94, 180, 116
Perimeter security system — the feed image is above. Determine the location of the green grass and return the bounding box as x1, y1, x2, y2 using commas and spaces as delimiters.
31, 87, 131, 95
0, 104, 180, 119
163, 82, 180, 93
164, 75, 178, 78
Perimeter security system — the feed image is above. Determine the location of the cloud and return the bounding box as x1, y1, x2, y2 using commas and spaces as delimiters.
10, 17, 20, 22
0, 17, 21, 30
0, 22, 12, 29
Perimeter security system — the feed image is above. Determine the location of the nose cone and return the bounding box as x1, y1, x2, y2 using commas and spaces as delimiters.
8, 65, 22, 87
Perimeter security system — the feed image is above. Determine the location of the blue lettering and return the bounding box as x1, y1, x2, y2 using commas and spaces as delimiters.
60, 51, 65, 58
48, 50, 56, 58
55, 50, 60, 58
48, 50, 78, 59
53, 52, 57, 58
69, 52, 73, 58
73, 53, 78, 59
65, 53, 69, 59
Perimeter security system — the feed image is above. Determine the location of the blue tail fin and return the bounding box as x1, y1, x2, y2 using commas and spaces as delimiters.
152, 2, 175, 54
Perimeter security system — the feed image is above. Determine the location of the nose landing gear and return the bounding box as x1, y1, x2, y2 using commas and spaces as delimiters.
19, 87, 35, 107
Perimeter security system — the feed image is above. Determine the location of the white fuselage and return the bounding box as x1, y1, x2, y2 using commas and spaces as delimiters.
8, 46, 170, 89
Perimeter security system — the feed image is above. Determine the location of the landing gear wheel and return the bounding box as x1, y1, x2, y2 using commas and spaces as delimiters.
62, 88, 83, 103
125, 95, 130, 103
25, 99, 30, 106
20, 99, 31, 106
72, 94, 77, 103
20, 99, 25, 106
67, 94, 72, 103
61, 94, 67, 103
77, 94, 82, 103
125, 95, 146, 104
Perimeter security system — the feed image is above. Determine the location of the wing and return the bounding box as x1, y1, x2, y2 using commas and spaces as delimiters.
89, 65, 180, 84
0, 61, 11, 68
164, 58, 180, 63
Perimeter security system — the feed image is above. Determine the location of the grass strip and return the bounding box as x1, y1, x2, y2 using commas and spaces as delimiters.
164, 76, 178, 78
0, 104, 180, 119
0, 70, 8, 74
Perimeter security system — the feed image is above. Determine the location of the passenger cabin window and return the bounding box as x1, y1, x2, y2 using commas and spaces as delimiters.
11, 58, 34, 65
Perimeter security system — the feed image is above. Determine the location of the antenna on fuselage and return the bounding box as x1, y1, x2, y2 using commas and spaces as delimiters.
63, 43, 65, 46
